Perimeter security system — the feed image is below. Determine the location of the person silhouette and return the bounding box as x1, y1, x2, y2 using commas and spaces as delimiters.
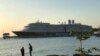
20, 47, 25, 56
29, 43, 33, 56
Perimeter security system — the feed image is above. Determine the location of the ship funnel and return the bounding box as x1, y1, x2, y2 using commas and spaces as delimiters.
72, 20, 75, 24
68, 20, 71, 24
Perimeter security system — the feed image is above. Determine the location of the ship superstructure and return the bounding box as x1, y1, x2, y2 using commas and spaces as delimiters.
12, 20, 92, 37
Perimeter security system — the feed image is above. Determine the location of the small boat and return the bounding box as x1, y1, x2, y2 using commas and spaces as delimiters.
95, 26, 100, 37
3, 33, 10, 39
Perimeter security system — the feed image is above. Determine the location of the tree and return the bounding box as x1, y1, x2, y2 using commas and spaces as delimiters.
70, 31, 92, 56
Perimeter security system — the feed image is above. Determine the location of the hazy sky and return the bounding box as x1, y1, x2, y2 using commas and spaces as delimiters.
0, 0, 100, 36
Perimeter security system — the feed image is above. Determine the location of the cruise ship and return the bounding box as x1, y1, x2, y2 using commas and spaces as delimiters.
12, 20, 92, 37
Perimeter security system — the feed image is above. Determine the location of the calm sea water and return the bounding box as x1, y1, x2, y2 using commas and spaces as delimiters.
0, 36, 100, 56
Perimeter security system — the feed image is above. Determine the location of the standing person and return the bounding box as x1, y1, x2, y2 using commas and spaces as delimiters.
20, 47, 25, 56
29, 43, 33, 56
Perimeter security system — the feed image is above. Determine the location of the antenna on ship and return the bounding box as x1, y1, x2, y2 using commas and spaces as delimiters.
58, 21, 60, 24
64, 22, 66, 24
37, 20, 40, 23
